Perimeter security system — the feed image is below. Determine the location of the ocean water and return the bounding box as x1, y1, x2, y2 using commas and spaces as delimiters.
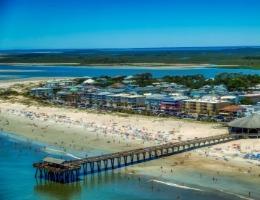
0, 132, 253, 200
0, 65, 259, 80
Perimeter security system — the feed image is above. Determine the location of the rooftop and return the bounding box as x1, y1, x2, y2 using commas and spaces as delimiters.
31, 87, 53, 90
239, 93, 260, 97
145, 94, 166, 100
228, 113, 260, 129
43, 157, 65, 165
220, 105, 243, 112
184, 99, 228, 104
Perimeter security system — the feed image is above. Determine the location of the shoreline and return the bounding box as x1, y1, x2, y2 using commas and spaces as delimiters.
2, 130, 256, 200
1, 124, 260, 199
0, 77, 74, 86
0, 62, 240, 68
0, 62, 259, 70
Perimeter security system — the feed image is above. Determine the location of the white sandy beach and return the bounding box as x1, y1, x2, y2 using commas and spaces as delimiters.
0, 101, 259, 171
0, 102, 227, 147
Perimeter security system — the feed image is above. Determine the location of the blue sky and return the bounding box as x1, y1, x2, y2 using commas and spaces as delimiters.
0, 0, 260, 49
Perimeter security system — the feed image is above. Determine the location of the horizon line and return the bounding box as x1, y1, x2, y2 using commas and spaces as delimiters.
1, 45, 260, 51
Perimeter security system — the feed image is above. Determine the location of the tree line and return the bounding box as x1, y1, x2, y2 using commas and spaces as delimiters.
84, 73, 260, 91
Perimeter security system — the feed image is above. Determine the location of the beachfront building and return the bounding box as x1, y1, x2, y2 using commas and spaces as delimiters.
145, 94, 166, 112
228, 113, 260, 138
60, 80, 76, 87
239, 93, 260, 104
125, 94, 145, 109
56, 86, 84, 106
45, 80, 76, 88
106, 93, 124, 109
56, 91, 81, 106
160, 94, 188, 113
92, 91, 112, 108
240, 103, 260, 116
45, 80, 60, 88
105, 93, 145, 109
220, 95, 239, 104
219, 105, 245, 118
31, 87, 54, 98
160, 98, 183, 113
83, 92, 95, 107
182, 97, 230, 116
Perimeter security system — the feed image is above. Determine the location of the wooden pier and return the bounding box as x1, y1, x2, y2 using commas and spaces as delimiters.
33, 157, 81, 183
33, 134, 234, 183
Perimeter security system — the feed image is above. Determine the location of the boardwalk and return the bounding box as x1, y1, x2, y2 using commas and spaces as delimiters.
33, 134, 234, 183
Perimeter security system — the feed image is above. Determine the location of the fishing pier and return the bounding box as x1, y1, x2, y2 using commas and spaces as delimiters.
33, 134, 234, 183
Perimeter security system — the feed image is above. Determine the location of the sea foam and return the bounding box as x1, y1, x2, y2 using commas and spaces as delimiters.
150, 179, 203, 192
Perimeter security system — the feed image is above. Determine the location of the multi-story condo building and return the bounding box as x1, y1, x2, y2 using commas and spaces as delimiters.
145, 94, 166, 111
182, 99, 230, 116
106, 93, 145, 109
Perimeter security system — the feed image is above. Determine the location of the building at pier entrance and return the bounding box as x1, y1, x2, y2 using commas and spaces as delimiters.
228, 113, 260, 138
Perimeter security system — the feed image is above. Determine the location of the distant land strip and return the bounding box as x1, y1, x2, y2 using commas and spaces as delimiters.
0, 47, 260, 69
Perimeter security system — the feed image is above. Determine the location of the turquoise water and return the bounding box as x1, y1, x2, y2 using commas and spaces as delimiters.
0, 132, 254, 200
0, 65, 259, 80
